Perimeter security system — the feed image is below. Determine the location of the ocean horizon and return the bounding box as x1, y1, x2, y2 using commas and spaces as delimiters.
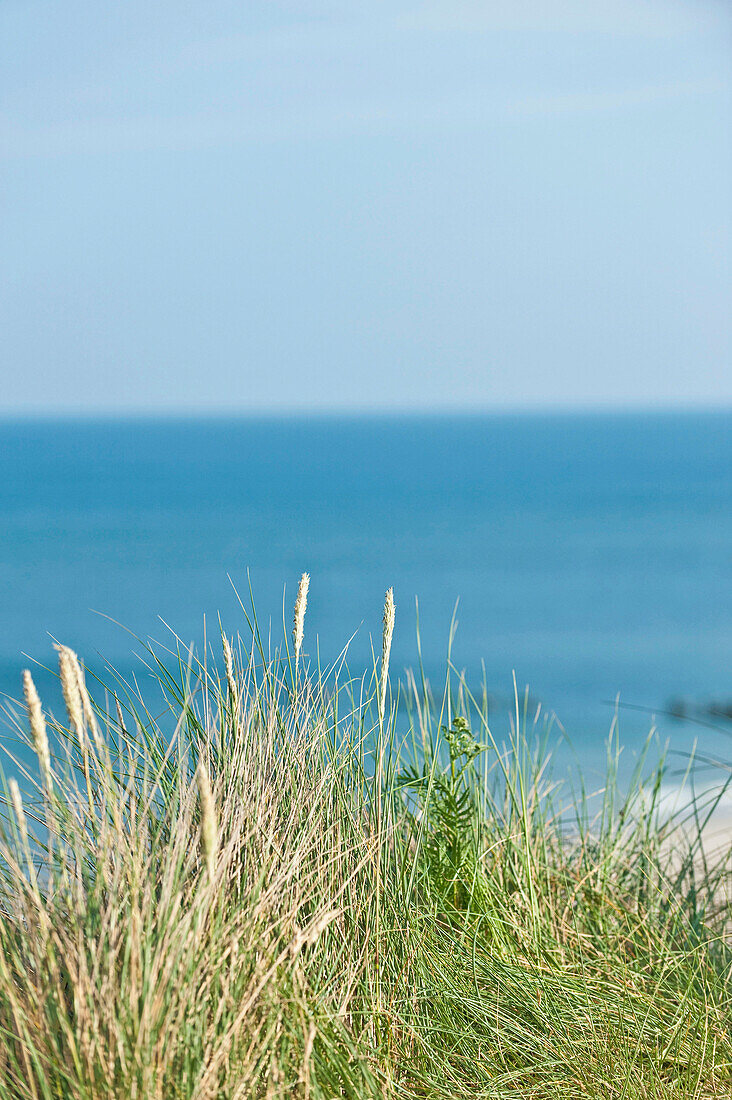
1, 409, 730, 783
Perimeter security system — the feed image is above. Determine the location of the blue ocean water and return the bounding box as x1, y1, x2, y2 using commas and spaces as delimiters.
0, 413, 730, 781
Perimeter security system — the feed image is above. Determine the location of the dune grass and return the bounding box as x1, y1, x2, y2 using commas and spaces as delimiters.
1, 585, 731, 1099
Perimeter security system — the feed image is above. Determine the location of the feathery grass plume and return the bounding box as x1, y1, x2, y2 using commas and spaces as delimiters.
22, 670, 52, 795
8, 778, 28, 849
222, 634, 238, 707
378, 587, 395, 727
55, 644, 85, 739
68, 648, 106, 756
55, 643, 99, 816
8, 776, 50, 940
196, 760, 218, 881
293, 572, 310, 667
375, 586, 395, 1025
114, 694, 128, 739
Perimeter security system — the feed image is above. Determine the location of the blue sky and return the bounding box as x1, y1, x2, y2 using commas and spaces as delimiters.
1, 0, 730, 413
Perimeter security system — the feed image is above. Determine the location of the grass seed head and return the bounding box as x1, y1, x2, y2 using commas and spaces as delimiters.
69, 649, 103, 750
222, 634, 238, 705
114, 694, 128, 738
8, 778, 27, 845
23, 670, 52, 793
293, 572, 310, 665
379, 587, 395, 725
55, 645, 85, 740
196, 760, 218, 881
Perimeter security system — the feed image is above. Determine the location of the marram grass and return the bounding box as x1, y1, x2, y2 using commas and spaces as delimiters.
0, 586, 731, 1099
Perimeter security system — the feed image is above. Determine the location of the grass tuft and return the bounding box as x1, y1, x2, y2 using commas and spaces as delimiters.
0, 587, 731, 1098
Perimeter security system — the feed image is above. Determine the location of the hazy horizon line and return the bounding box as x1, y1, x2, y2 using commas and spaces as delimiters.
1, 402, 730, 424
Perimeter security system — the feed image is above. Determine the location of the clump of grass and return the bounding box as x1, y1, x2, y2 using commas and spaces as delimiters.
0, 583, 731, 1099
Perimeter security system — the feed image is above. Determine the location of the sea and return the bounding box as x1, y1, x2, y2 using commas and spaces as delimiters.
1, 412, 730, 789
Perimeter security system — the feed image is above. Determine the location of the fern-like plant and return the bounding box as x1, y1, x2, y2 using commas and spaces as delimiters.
399, 715, 488, 912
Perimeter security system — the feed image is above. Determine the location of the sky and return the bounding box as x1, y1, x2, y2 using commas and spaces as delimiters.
1, 0, 730, 414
